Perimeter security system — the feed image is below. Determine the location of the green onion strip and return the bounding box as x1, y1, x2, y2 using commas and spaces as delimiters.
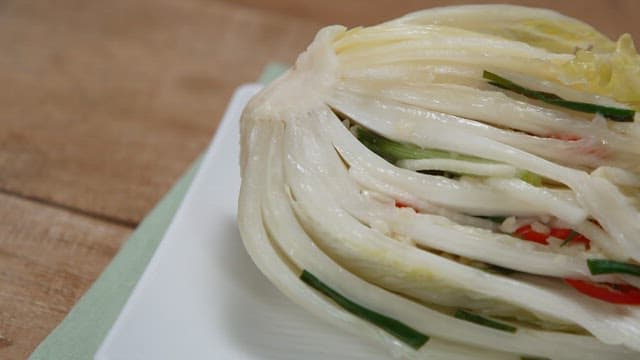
483, 70, 635, 122
559, 230, 579, 247
454, 309, 517, 333
300, 270, 429, 349
355, 127, 542, 185
587, 259, 640, 277
355, 126, 486, 163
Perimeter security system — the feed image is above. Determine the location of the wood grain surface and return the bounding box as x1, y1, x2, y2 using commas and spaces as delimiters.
0, 0, 321, 225
1, 1, 639, 358
0, 193, 131, 358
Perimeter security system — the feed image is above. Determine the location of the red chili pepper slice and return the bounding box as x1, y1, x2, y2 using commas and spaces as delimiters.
514, 225, 548, 245
395, 201, 413, 209
565, 279, 640, 305
513, 226, 591, 249
549, 228, 572, 238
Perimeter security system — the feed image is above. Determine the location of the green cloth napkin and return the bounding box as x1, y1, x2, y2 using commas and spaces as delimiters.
29, 63, 288, 360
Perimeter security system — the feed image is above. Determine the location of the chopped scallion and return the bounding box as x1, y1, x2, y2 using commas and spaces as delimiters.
453, 309, 517, 333
300, 270, 429, 349
483, 70, 635, 122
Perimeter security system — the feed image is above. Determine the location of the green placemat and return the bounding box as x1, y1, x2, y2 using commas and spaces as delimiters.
29, 63, 287, 360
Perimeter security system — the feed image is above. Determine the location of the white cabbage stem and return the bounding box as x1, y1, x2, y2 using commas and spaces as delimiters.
239, 4, 640, 358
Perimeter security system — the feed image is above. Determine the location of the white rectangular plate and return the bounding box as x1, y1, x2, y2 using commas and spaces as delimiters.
95, 84, 392, 360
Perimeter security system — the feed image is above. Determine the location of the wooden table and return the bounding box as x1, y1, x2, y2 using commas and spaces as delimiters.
1, 0, 638, 358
